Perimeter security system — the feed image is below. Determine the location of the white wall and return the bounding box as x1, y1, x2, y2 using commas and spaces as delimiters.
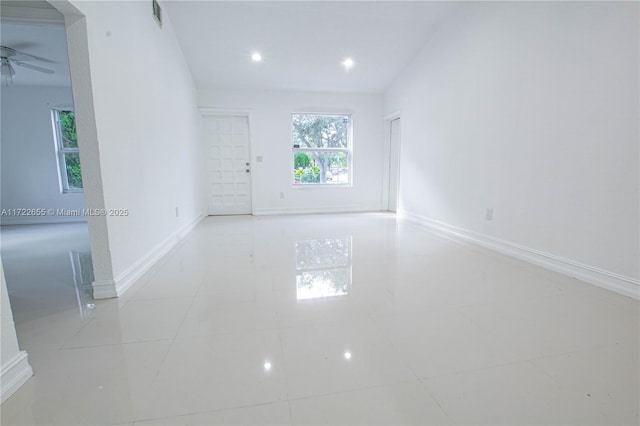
384, 2, 639, 293
61, 0, 204, 295
1, 259, 32, 403
1, 86, 85, 224
198, 89, 384, 215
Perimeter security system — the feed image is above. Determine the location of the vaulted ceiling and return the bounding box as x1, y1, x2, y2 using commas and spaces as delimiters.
165, 1, 458, 93
0, 1, 458, 92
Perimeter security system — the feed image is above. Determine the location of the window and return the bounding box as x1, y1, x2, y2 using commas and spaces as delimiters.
52, 110, 83, 192
292, 113, 351, 185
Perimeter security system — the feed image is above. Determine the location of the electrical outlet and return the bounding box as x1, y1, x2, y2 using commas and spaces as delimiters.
279, 192, 285, 199
256, 155, 263, 163
175, 206, 180, 217
485, 208, 493, 221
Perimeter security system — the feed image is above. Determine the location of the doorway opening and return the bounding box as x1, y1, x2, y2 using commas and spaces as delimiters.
0, 1, 97, 349
383, 112, 401, 212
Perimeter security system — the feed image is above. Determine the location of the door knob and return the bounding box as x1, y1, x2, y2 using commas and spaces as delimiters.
246, 169, 250, 173
245, 162, 250, 166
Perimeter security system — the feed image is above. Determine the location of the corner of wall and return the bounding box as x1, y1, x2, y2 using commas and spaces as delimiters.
1, 260, 33, 403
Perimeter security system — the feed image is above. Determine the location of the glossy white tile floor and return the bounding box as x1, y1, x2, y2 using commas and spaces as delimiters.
1, 214, 638, 425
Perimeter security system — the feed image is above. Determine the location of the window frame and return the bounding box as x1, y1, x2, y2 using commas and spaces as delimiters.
291, 112, 353, 187
51, 108, 83, 193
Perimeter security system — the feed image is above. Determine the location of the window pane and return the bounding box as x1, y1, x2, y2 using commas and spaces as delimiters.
64, 152, 83, 189
292, 114, 349, 149
59, 111, 78, 148
293, 151, 348, 184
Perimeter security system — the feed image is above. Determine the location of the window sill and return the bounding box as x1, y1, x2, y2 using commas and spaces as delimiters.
291, 184, 352, 189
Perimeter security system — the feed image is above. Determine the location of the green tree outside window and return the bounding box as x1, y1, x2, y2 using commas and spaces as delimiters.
54, 110, 83, 191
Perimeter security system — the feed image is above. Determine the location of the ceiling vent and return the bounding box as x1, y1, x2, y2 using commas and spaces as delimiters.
152, 0, 162, 28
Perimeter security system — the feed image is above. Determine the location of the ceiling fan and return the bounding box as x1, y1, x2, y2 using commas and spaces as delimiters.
1, 45, 55, 85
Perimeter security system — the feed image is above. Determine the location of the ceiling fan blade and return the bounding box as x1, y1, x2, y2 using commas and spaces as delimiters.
10, 42, 38, 51
11, 49, 55, 64
12, 54, 42, 62
13, 61, 54, 74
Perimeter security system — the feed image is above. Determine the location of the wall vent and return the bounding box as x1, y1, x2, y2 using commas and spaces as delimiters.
152, 0, 162, 28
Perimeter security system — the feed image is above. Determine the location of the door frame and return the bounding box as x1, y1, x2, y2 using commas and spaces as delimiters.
199, 108, 256, 215
382, 111, 402, 212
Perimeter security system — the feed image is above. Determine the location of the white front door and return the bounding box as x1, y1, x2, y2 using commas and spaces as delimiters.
203, 115, 252, 215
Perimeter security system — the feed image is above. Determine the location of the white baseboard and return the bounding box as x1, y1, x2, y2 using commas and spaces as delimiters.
0, 216, 86, 225
401, 211, 640, 300
92, 279, 118, 299
1, 351, 33, 404
253, 205, 378, 216
91, 213, 205, 299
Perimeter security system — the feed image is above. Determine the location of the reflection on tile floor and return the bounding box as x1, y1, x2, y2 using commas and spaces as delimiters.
1, 214, 638, 425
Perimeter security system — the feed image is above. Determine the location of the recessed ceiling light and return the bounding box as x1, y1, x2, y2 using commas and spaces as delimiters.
342, 58, 355, 70
251, 52, 262, 62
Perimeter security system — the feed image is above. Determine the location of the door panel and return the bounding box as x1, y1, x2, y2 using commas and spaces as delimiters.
204, 115, 252, 215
